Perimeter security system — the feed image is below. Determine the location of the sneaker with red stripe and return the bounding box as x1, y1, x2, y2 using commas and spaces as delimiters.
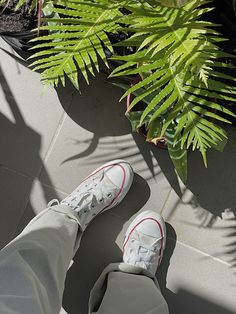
60, 159, 133, 231
123, 210, 166, 275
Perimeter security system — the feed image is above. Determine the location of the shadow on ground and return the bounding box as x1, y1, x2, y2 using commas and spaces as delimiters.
187, 128, 236, 218
56, 74, 236, 218
2, 47, 236, 312
56, 73, 236, 273
64, 221, 234, 314
3, 30, 236, 219
0, 64, 59, 247
157, 224, 234, 314
56, 74, 180, 194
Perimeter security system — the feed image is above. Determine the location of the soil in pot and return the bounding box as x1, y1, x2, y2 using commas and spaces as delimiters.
0, 0, 37, 33
0, 0, 48, 55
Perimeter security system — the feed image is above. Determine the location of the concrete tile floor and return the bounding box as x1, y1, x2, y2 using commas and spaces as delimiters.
1, 38, 236, 313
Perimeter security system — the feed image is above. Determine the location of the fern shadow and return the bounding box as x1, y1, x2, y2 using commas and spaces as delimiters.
186, 125, 236, 218
56, 73, 182, 195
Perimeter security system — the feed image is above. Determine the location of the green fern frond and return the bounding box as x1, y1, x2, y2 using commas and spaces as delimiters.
166, 122, 187, 183
111, 0, 236, 175
29, 0, 122, 89
157, 0, 191, 7
119, 0, 220, 86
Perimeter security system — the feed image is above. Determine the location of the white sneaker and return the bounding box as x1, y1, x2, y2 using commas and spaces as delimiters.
123, 210, 166, 275
59, 160, 133, 231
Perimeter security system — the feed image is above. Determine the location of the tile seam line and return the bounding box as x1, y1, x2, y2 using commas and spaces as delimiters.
40, 89, 76, 166
13, 95, 74, 235
41, 111, 68, 164
159, 174, 180, 216
0, 165, 68, 195
0, 165, 32, 180
160, 186, 173, 215
11, 179, 68, 239
167, 237, 232, 267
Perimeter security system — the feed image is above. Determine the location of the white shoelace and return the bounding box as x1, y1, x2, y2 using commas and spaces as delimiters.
64, 174, 106, 214
48, 172, 115, 220
126, 239, 159, 264
124, 230, 162, 273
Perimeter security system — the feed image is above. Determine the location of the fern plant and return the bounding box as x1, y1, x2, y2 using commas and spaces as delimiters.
110, 0, 236, 182
1, 0, 236, 183
28, 0, 123, 89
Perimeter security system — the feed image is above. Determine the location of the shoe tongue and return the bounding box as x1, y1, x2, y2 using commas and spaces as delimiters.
102, 172, 120, 191
135, 221, 159, 238
135, 230, 160, 249
77, 192, 93, 207
95, 171, 105, 182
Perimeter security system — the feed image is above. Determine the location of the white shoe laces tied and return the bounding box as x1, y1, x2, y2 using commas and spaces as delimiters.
125, 231, 162, 268
47, 176, 105, 211
47, 171, 117, 231
62, 172, 115, 216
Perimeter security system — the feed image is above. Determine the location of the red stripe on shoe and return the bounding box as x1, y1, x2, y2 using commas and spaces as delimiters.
99, 163, 126, 214
80, 162, 127, 215
123, 217, 164, 266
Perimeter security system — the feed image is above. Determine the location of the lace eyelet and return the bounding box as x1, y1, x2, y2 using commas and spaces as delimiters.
91, 204, 95, 208
84, 209, 88, 213
107, 193, 112, 198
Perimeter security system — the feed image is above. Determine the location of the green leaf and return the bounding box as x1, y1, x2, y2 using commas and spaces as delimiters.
157, 0, 191, 8
126, 111, 151, 132
112, 0, 236, 176
146, 119, 162, 143
166, 123, 188, 184
126, 111, 142, 132
30, 0, 122, 89
211, 134, 228, 152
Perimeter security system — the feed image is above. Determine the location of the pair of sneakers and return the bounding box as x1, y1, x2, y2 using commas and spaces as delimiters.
51, 160, 166, 275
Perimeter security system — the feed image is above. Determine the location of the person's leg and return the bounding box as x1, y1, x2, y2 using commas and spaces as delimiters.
89, 211, 169, 314
0, 160, 133, 314
0, 205, 80, 314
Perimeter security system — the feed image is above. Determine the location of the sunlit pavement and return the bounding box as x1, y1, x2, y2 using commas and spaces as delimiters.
1, 38, 236, 314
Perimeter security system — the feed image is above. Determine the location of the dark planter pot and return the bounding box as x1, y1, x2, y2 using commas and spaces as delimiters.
103, 31, 135, 75
126, 75, 167, 149
0, 28, 48, 61
0, 29, 37, 51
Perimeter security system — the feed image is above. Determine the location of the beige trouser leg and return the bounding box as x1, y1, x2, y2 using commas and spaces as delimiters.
0, 205, 81, 314
0, 205, 168, 314
89, 263, 169, 314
